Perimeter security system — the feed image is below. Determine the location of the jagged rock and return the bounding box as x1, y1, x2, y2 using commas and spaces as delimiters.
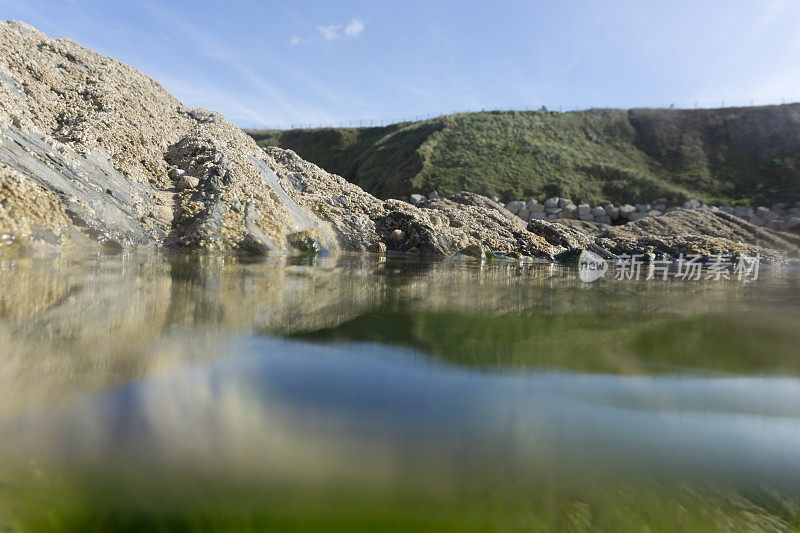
0, 21, 558, 259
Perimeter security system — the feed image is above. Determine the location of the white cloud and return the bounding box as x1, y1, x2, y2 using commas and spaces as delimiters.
288, 35, 304, 46
344, 17, 364, 38
317, 24, 341, 41
315, 18, 365, 42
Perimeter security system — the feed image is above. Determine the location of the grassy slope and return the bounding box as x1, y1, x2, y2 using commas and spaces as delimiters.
246, 104, 800, 205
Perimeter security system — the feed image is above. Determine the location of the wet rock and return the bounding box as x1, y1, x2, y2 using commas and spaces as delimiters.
368, 241, 387, 254
461, 243, 485, 258
389, 229, 406, 245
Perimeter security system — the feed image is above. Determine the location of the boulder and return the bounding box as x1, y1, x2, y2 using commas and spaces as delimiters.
562, 204, 578, 218
766, 220, 786, 231
683, 199, 701, 210
619, 204, 636, 218
763, 210, 780, 222
409, 193, 426, 205
461, 243, 485, 258
505, 200, 524, 214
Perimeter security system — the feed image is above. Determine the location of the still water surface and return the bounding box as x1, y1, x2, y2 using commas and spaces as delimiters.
1, 251, 799, 531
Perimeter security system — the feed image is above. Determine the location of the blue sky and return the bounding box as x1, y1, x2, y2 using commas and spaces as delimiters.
2, 0, 799, 127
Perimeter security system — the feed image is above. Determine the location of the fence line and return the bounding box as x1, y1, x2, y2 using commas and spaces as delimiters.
243, 96, 800, 131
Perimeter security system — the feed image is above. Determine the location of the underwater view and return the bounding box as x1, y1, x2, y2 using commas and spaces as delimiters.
1, 251, 799, 531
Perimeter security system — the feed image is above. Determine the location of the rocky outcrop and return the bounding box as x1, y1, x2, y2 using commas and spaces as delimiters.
0, 21, 562, 258
534, 208, 800, 262
0, 21, 797, 264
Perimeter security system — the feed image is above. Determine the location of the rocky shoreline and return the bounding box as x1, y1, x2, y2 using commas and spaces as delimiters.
1, 21, 798, 265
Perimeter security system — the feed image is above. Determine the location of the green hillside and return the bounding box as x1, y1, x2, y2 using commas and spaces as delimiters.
246, 104, 800, 206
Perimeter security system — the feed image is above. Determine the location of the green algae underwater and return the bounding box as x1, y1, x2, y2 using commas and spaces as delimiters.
1, 250, 799, 532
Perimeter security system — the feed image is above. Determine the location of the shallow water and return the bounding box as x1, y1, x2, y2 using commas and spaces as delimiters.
1, 251, 799, 531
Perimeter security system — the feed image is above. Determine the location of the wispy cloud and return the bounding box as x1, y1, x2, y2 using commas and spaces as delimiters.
317, 24, 341, 41
313, 17, 365, 42
344, 17, 364, 38
134, 0, 339, 126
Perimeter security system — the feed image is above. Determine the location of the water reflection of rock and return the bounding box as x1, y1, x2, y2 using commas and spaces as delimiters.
2, 252, 799, 412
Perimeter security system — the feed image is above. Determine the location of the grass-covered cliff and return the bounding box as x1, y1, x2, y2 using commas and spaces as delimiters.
246, 104, 800, 206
